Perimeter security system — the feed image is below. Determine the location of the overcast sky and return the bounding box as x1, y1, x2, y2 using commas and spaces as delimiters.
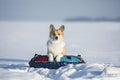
0, 0, 120, 21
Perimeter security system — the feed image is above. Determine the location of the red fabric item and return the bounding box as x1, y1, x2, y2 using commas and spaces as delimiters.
81, 58, 86, 63
34, 56, 48, 62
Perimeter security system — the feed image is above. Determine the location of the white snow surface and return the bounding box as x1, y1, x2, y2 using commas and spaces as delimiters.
0, 62, 120, 80
0, 21, 120, 80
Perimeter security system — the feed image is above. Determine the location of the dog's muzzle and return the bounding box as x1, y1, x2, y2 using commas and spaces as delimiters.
55, 36, 58, 40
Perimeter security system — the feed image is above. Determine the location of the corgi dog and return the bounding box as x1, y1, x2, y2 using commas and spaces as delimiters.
47, 24, 66, 62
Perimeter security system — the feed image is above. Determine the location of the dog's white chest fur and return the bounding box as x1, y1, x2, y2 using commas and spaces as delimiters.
47, 40, 65, 57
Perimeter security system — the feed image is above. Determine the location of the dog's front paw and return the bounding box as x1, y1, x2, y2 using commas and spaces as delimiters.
48, 53, 54, 62
49, 56, 53, 62
56, 55, 63, 62
56, 57, 61, 62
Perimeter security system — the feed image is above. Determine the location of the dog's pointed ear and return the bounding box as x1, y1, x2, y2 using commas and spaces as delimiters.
59, 25, 65, 31
50, 24, 55, 31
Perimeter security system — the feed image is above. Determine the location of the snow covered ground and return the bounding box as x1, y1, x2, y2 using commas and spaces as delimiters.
0, 60, 120, 80
0, 21, 120, 80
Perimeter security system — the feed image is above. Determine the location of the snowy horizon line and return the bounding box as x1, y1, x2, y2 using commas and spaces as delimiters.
0, 17, 120, 22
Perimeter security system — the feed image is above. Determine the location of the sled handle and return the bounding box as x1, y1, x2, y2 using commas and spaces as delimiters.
78, 55, 81, 57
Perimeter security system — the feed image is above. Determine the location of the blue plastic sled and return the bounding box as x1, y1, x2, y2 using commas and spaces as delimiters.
29, 54, 85, 69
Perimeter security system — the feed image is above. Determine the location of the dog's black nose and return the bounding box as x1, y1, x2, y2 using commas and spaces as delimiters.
55, 36, 58, 40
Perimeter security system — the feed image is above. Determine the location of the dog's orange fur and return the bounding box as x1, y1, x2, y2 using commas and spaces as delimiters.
61, 47, 66, 55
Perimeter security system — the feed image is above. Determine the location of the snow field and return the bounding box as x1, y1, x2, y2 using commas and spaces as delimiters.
0, 21, 120, 80
0, 62, 120, 80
